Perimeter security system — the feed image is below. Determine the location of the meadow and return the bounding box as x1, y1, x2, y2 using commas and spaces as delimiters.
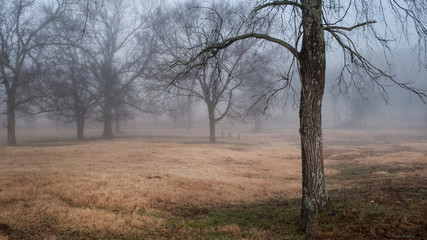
0, 128, 425, 239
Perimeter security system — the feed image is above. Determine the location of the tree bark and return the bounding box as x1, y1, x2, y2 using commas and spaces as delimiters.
7, 101, 17, 146
208, 106, 216, 143
102, 105, 114, 138
102, 78, 114, 138
299, 0, 334, 234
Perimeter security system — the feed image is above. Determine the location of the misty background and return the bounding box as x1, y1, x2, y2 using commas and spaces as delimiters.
0, 0, 426, 144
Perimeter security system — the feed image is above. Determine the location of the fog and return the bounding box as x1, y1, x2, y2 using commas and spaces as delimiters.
1, 1, 427, 238
0, 0, 426, 144
2, 45, 425, 143
1, 85, 425, 144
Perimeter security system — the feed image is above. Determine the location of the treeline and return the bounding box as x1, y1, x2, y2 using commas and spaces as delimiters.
0, 0, 281, 145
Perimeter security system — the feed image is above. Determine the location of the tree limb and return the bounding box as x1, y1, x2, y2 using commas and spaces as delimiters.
253, 1, 302, 12
189, 32, 299, 65
324, 21, 377, 31
326, 28, 427, 103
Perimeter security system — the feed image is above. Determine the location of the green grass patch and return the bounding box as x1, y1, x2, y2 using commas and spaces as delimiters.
148, 188, 426, 239
165, 200, 303, 240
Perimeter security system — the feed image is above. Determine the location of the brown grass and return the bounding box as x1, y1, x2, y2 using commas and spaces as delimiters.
0, 128, 426, 239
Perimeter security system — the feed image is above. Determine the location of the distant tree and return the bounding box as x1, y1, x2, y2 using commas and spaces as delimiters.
26, 3, 101, 140
0, 0, 67, 145
331, 92, 381, 129
38, 46, 99, 140
156, 2, 275, 142
79, 0, 159, 138
175, 0, 426, 233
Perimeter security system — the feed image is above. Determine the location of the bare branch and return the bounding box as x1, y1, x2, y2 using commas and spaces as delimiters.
327, 28, 427, 103
184, 32, 299, 68
324, 21, 377, 31
253, 1, 302, 12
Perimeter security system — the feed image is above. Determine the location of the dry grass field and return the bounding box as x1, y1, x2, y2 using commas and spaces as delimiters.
0, 128, 426, 239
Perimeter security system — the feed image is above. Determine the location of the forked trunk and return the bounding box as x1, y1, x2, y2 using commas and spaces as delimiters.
299, 0, 334, 234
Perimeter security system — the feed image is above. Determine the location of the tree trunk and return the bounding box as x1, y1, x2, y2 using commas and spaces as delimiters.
102, 93, 114, 138
7, 102, 17, 146
299, 0, 334, 234
76, 117, 84, 140
102, 64, 114, 138
102, 106, 114, 138
208, 107, 216, 143
102, 77, 114, 138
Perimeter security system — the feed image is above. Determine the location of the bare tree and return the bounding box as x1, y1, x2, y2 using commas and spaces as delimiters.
78, 0, 159, 138
0, 0, 67, 145
175, 43, 263, 143
175, 0, 426, 233
38, 45, 99, 140
26, 5, 102, 140
157, 2, 273, 142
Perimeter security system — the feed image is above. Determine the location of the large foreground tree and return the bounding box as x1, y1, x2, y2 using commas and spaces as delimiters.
176, 0, 426, 234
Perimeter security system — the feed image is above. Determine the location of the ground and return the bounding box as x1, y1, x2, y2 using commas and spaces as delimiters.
0, 128, 425, 239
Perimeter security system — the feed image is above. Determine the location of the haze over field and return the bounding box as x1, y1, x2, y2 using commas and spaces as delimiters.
0, 0, 426, 238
